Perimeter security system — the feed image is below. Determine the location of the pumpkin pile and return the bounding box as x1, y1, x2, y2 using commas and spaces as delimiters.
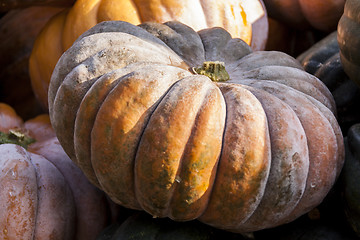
1, 0, 360, 238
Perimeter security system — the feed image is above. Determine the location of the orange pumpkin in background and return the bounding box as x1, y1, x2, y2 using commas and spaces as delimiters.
263, 0, 346, 32
0, 6, 64, 119
265, 17, 328, 57
29, 0, 268, 110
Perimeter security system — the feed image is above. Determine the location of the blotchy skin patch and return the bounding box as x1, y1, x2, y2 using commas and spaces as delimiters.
0, 145, 37, 240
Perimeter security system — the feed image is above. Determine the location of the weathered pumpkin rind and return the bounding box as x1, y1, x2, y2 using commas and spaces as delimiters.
49, 20, 344, 233
29, 0, 268, 110
337, 0, 360, 87
0, 102, 117, 240
0, 145, 76, 239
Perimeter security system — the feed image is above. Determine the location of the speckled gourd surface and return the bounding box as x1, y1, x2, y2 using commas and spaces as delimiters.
0, 103, 113, 240
48, 20, 344, 233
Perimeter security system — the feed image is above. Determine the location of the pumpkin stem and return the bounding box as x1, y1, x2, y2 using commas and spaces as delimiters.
0, 129, 35, 149
192, 61, 230, 82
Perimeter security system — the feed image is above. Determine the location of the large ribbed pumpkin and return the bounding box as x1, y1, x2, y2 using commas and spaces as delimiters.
0, 102, 119, 239
29, 0, 268, 110
48, 20, 344, 233
337, 0, 360, 87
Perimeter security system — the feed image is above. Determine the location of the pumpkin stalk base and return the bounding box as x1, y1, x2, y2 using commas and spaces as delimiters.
0, 129, 35, 149
192, 61, 230, 82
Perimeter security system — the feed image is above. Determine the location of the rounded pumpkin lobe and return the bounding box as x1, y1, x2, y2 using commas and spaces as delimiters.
192, 61, 230, 82
134, 75, 226, 220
